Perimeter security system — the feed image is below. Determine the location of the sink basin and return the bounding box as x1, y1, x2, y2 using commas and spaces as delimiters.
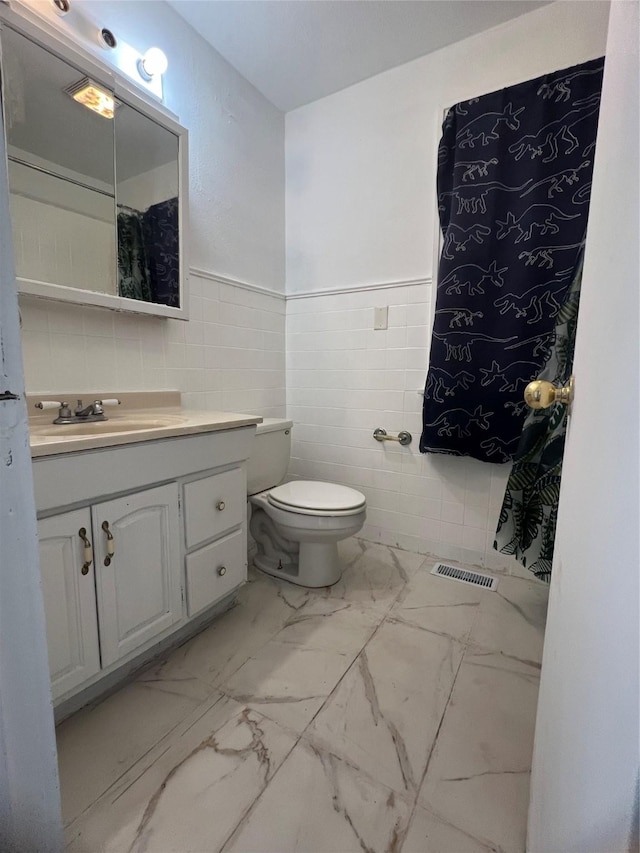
31, 417, 184, 438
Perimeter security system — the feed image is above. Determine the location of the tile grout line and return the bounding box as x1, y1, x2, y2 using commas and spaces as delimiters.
62, 689, 228, 840
216, 708, 303, 853
217, 557, 413, 851
398, 628, 469, 849
216, 619, 387, 851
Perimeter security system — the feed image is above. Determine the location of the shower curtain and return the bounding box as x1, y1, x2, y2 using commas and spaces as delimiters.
117, 198, 179, 306
420, 57, 603, 463
494, 249, 584, 581
143, 197, 179, 307
117, 209, 152, 302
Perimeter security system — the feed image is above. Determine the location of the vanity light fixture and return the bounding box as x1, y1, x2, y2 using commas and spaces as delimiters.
98, 28, 118, 50
51, 0, 71, 15
65, 77, 118, 119
137, 47, 168, 81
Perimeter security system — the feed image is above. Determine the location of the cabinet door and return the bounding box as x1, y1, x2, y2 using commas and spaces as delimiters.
38, 509, 101, 700
93, 483, 181, 667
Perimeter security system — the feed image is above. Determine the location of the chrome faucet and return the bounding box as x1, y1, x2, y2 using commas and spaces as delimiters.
35, 398, 121, 424
74, 399, 105, 420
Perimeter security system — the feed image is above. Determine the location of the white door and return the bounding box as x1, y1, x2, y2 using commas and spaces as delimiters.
38, 509, 101, 700
0, 56, 63, 849
93, 483, 182, 667
527, 2, 639, 851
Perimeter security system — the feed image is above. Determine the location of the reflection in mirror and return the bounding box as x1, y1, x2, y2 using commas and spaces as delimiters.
115, 104, 179, 306
1, 25, 117, 294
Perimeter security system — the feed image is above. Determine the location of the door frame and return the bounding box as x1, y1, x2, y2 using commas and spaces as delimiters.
0, 70, 63, 851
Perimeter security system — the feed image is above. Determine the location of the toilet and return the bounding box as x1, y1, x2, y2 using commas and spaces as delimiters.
247, 419, 366, 587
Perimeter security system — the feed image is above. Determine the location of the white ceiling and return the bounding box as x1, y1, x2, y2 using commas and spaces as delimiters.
168, 0, 551, 112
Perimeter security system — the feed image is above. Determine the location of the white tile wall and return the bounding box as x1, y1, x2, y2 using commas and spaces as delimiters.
21, 275, 529, 577
11, 195, 115, 295
19, 272, 286, 419
286, 282, 524, 576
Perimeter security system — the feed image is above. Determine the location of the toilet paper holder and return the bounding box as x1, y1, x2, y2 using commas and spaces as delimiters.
373, 427, 412, 446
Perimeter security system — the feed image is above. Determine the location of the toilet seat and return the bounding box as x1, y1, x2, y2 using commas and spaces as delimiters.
268, 481, 366, 517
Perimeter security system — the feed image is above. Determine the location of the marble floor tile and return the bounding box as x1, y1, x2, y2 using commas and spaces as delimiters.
469, 575, 549, 664
65, 696, 297, 853
418, 648, 541, 853
308, 617, 464, 797
221, 602, 380, 732
321, 539, 424, 612
389, 564, 486, 643
223, 737, 413, 853
401, 804, 501, 853
140, 568, 313, 690
56, 539, 545, 853
57, 673, 215, 827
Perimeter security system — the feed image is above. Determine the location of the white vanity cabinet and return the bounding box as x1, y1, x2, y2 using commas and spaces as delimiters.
32, 423, 257, 707
37, 484, 181, 699
38, 509, 101, 700
183, 468, 247, 616
92, 484, 181, 667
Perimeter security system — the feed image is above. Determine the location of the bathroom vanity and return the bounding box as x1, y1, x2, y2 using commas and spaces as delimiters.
29, 393, 260, 710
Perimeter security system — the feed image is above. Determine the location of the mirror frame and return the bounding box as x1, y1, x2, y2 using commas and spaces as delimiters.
0, 5, 189, 320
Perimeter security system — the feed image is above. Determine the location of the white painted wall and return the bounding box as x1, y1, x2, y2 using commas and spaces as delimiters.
70, 0, 285, 291
285, 1, 610, 572
118, 162, 177, 211
286, 1, 610, 295
18, 0, 286, 418
527, 1, 639, 848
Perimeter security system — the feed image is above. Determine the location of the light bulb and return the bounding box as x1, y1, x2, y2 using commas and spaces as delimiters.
138, 47, 168, 80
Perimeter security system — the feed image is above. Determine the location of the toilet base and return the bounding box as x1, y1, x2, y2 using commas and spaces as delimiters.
253, 541, 342, 588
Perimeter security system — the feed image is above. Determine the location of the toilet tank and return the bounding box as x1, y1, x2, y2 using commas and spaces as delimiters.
247, 418, 293, 495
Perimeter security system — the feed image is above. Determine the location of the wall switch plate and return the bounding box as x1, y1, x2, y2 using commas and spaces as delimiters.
374, 306, 388, 330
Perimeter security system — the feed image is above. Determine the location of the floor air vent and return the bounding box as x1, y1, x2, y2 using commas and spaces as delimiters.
431, 563, 498, 591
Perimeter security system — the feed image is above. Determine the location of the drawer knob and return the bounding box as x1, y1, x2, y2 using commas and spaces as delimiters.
218, 566, 227, 576
216, 500, 226, 512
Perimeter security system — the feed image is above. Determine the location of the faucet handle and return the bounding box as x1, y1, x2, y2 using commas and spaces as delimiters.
98, 399, 121, 407
35, 400, 72, 419
35, 400, 64, 410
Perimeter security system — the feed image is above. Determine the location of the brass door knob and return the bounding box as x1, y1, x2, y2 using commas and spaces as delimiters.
524, 375, 574, 409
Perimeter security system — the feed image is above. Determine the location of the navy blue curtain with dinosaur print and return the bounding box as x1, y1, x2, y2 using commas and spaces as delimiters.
420, 58, 604, 463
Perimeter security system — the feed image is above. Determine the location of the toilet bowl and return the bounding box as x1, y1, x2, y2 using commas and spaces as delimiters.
247, 420, 366, 587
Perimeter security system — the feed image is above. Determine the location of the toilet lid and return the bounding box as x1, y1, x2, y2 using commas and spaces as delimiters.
268, 481, 366, 514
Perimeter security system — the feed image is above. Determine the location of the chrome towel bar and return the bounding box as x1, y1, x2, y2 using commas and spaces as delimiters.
373, 428, 412, 446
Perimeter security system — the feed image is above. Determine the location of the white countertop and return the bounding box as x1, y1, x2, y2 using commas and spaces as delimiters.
28, 392, 262, 459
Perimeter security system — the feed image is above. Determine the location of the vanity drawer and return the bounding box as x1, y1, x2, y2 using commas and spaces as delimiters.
186, 528, 246, 617
184, 467, 245, 548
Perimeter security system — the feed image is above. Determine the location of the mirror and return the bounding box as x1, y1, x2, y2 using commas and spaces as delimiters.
0, 22, 186, 316
2, 25, 117, 295
115, 104, 179, 306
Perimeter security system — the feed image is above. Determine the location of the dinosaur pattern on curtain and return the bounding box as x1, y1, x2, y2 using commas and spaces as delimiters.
117, 198, 179, 307
494, 250, 584, 581
420, 57, 604, 463
143, 197, 180, 307
117, 209, 152, 303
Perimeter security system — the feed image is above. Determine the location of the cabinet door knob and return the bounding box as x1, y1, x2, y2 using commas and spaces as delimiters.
217, 566, 227, 576
78, 527, 92, 575
102, 520, 115, 566
216, 500, 226, 512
